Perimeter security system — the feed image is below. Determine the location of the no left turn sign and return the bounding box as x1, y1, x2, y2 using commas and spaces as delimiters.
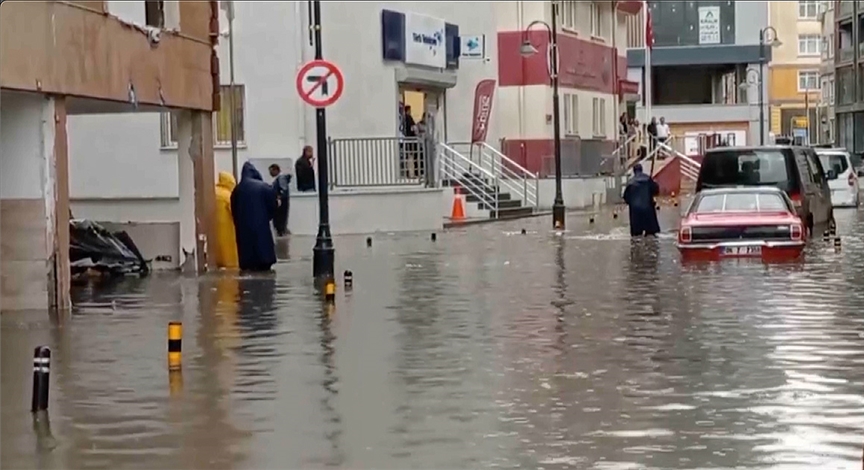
295, 59, 344, 108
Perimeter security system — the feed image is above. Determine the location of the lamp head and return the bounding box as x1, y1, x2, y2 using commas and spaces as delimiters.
520, 41, 539, 57
770, 38, 783, 48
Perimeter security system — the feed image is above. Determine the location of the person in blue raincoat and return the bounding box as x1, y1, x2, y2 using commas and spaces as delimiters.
230, 162, 278, 271
623, 163, 661, 237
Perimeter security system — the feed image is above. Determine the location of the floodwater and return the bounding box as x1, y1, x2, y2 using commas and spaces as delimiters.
3, 207, 864, 469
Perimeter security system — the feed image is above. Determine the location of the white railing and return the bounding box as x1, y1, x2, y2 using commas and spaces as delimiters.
438, 143, 500, 216
656, 140, 701, 182
448, 142, 539, 210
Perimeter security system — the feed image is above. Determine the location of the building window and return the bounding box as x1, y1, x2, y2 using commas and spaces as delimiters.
590, 2, 603, 38
822, 77, 835, 104
837, 66, 855, 104
592, 97, 606, 137
798, 70, 820, 92
798, 0, 819, 18
160, 85, 246, 148
145, 0, 165, 28
562, 94, 578, 136
560, 1, 577, 32
798, 34, 821, 55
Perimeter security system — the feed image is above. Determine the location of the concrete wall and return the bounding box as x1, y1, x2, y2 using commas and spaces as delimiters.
0, 92, 54, 311
536, 177, 616, 210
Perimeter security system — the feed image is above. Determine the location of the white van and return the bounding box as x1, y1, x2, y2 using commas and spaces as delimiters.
815, 148, 859, 208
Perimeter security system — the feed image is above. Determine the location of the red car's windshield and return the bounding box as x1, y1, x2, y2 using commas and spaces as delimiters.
693, 192, 792, 214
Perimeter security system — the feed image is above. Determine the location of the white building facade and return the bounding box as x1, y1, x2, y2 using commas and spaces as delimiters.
68, 1, 501, 228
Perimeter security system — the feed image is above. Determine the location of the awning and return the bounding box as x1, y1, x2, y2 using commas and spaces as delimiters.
618, 79, 640, 95
616, 1, 644, 15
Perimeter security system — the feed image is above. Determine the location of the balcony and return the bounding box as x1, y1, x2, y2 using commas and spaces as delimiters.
839, 46, 855, 62
839, 0, 854, 18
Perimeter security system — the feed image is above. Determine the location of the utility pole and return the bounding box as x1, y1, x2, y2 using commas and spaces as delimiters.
310, 0, 335, 281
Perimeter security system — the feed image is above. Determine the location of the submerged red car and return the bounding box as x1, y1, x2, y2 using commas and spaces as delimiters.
678, 187, 806, 261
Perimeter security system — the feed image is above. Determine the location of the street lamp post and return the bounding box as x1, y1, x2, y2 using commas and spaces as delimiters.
520, 4, 565, 230
310, 0, 335, 281
758, 26, 781, 145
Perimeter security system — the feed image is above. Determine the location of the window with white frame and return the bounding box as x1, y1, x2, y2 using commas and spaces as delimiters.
828, 33, 834, 58
592, 97, 606, 136
798, 34, 821, 55
560, 0, 577, 32
161, 85, 246, 148
562, 94, 578, 136
828, 78, 835, 104
590, 2, 603, 38
798, 70, 820, 92
798, 0, 819, 18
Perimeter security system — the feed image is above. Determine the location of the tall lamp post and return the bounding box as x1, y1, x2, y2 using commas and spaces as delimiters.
739, 68, 761, 144
520, 3, 565, 230
758, 26, 782, 145
310, 0, 335, 281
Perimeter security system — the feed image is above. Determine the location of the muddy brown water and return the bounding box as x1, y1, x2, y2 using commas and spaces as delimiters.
3, 207, 864, 469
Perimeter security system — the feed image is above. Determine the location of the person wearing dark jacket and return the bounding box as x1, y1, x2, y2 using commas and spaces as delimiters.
268, 164, 291, 236
230, 162, 278, 271
295, 146, 316, 192
623, 163, 661, 237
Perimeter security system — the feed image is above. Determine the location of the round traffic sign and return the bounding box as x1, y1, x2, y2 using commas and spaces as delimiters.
295, 59, 344, 108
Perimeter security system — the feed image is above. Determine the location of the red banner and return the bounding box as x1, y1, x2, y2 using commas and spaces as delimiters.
470, 79, 496, 143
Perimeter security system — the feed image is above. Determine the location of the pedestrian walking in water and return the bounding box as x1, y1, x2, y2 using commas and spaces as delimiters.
230, 162, 277, 272
623, 163, 661, 237
213, 171, 239, 269
268, 163, 291, 237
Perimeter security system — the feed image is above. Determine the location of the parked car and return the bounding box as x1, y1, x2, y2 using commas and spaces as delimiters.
696, 146, 834, 235
678, 187, 806, 261
814, 147, 860, 208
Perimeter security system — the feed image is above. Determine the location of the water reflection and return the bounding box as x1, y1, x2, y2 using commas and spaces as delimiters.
3, 208, 864, 469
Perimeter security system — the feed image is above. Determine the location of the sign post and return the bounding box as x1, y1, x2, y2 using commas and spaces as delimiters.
298, 0, 344, 284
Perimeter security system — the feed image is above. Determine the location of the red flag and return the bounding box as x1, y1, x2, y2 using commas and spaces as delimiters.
645, 2, 654, 49
470, 79, 496, 144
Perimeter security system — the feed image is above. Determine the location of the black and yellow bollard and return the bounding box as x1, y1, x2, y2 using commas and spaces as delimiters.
344, 270, 353, 289
31, 346, 50, 412
366, 237, 372, 247
823, 230, 831, 242
431, 233, 437, 242
324, 278, 336, 302
167, 322, 182, 371
829, 225, 837, 236
834, 237, 842, 252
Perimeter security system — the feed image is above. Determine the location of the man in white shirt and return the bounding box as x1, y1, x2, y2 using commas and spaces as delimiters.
656, 116, 671, 144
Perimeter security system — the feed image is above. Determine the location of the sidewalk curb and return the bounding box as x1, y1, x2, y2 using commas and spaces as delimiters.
443, 206, 618, 229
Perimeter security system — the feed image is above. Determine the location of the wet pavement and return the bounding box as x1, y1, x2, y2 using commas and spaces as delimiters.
3, 206, 864, 469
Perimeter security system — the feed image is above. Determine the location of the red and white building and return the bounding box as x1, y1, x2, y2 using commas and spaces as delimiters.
495, 1, 642, 175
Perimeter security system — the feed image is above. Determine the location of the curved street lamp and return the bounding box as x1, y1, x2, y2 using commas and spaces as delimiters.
757, 26, 782, 145
520, 11, 565, 230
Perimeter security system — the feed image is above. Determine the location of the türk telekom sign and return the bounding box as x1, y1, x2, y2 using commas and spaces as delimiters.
471, 79, 496, 144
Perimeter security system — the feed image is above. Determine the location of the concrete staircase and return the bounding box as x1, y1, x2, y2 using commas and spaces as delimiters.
442, 172, 534, 219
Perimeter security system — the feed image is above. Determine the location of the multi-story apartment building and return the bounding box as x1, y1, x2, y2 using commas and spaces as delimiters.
769, 0, 824, 143
497, 1, 641, 174
818, 0, 836, 144
0, 1, 219, 312
627, 1, 771, 152
834, 0, 864, 154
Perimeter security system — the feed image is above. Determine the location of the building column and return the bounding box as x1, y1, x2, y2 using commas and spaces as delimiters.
0, 91, 70, 313
176, 110, 216, 273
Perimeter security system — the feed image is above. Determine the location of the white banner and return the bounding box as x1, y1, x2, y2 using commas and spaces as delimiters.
698, 6, 720, 45
404, 13, 447, 68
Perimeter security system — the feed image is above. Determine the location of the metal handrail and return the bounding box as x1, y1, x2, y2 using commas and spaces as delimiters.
438, 143, 500, 216
655, 140, 701, 182
448, 141, 539, 210
475, 144, 538, 209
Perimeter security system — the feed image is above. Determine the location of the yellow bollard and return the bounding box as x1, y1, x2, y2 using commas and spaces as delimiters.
167, 322, 182, 370
169, 369, 183, 396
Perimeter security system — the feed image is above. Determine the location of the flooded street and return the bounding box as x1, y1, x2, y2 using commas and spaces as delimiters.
3, 207, 864, 469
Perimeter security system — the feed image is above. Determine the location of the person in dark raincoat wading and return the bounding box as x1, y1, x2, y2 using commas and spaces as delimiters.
623, 163, 661, 237
230, 162, 278, 271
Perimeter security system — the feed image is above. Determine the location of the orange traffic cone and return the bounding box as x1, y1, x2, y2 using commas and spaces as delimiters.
450, 187, 466, 221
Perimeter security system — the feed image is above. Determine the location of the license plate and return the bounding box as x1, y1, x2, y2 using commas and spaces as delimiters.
721, 246, 762, 256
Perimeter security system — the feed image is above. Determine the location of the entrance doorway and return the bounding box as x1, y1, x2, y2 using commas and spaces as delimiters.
398, 85, 445, 185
